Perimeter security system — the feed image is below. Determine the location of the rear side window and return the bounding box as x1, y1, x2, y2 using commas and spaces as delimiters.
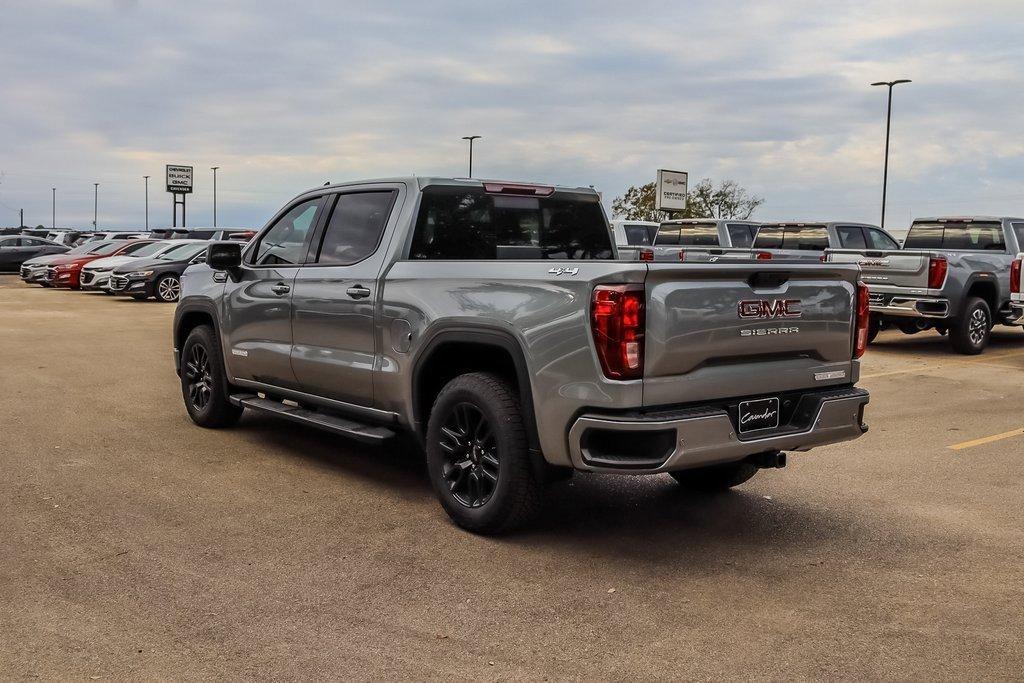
623, 224, 654, 246
252, 198, 322, 266
754, 226, 829, 251
678, 224, 719, 246
867, 228, 900, 250
904, 222, 1005, 251
835, 226, 867, 249
727, 223, 755, 248
316, 191, 396, 265
409, 187, 612, 260
655, 224, 680, 246
1010, 222, 1024, 251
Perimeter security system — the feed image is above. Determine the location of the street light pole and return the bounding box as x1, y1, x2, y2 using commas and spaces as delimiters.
143, 176, 150, 230
51, 188, 56, 230
93, 183, 99, 229
461, 135, 481, 178
871, 79, 911, 229
211, 166, 219, 227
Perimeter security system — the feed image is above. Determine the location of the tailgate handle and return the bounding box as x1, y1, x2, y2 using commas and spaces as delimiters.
748, 271, 790, 289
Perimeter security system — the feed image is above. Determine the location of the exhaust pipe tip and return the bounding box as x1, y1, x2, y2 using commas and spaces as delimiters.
748, 450, 786, 469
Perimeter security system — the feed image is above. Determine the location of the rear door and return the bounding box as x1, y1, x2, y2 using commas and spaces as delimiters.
290, 186, 401, 407
222, 196, 327, 389
642, 262, 859, 406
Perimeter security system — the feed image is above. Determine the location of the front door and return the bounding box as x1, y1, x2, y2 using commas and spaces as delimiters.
222, 196, 326, 390
290, 188, 399, 407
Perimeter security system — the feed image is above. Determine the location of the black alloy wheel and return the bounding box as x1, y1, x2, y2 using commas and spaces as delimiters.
184, 343, 213, 412
438, 402, 500, 508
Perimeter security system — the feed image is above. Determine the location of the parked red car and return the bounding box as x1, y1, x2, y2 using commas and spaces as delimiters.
44, 239, 156, 289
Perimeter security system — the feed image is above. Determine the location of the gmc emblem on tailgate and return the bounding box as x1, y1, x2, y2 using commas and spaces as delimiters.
738, 299, 802, 319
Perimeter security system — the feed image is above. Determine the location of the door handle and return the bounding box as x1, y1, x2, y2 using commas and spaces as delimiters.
346, 285, 371, 299
271, 282, 291, 295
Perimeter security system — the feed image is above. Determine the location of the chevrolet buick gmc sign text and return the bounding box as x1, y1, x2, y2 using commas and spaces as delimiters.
166, 165, 194, 194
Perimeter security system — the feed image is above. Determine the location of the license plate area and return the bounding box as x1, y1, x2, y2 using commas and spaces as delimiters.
738, 397, 780, 434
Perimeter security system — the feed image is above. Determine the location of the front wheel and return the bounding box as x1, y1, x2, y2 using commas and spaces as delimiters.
425, 372, 542, 534
670, 461, 759, 491
155, 274, 181, 302
180, 325, 243, 428
950, 297, 991, 355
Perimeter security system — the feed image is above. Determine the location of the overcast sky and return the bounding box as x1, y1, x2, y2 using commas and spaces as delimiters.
2, 0, 1023, 230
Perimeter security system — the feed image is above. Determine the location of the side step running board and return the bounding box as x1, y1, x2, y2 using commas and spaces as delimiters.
229, 393, 395, 444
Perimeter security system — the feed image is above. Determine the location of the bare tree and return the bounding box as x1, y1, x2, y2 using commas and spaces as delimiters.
612, 178, 764, 221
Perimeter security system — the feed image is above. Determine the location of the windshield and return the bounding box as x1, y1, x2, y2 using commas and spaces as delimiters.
67, 242, 104, 255
158, 243, 207, 261
92, 241, 129, 256
656, 223, 719, 247
903, 222, 1005, 251
128, 241, 171, 258
754, 225, 829, 251
409, 187, 613, 260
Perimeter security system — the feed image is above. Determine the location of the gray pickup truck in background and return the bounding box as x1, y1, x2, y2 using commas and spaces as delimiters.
173, 177, 871, 533
610, 219, 658, 261
646, 219, 760, 261
753, 222, 901, 262
828, 217, 1024, 354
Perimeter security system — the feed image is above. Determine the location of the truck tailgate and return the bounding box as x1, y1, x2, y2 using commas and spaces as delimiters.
827, 249, 932, 289
643, 262, 859, 406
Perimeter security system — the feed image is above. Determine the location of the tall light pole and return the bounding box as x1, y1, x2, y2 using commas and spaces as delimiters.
211, 166, 219, 227
93, 183, 99, 229
461, 135, 481, 178
871, 79, 911, 229
51, 188, 56, 230
143, 176, 150, 230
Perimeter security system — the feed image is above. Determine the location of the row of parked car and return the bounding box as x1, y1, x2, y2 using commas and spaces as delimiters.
611, 217, 1024, 355
3, 228, 254, 302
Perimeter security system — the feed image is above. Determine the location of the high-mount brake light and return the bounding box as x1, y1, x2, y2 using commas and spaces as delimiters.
927, 256, 948, 289
591, 285, 645, 380
482, 182, 555, 197
1011, 258, 1022, 295
854, 281, 870, 359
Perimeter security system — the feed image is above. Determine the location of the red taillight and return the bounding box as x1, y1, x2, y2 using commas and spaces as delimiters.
927, 256, 947, 289
677, 250, 686, 261
591, 285, 645, 380
639, 249, 653, 262
1011, 258, 1021, 295
854, 281, 870, 359
756, 251, 772, 261
482, 182, 554, 196
819, 253, 828, 263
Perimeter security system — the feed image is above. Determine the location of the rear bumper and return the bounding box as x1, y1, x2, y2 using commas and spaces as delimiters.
567, 386, 869, 474
869, 295, 949, 319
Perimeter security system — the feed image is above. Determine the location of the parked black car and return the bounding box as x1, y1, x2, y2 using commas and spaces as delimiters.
108, 241, 209, 302
0, 235, 69, 271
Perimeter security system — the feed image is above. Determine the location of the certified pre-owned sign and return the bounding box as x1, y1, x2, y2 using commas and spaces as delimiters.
166, 165, 193, 194
655, 169, 688, 213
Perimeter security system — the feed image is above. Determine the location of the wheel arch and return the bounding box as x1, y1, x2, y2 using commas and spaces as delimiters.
962, 274, 1000, 316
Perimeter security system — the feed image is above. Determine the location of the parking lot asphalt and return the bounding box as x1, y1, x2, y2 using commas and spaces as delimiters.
2, 273, 1023, 680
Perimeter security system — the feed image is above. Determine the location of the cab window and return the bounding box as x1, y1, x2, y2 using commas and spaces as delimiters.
727, 223, 755, 248
836, 226, 867, 249
315, 191, 396, 265
867, 228, 900, 250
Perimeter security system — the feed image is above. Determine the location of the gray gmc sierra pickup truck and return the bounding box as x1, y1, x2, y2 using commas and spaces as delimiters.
828, 216, 1024, 354
173, 177, 871, 533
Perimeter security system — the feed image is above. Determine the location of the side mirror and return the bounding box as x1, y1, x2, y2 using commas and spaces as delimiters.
207, 241, 242, 270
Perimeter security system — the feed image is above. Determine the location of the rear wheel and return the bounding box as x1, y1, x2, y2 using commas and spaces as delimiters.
670, 461, 759, 490
156, 274, 181, 302
180, 325, 243, 428
950, 297, 991, 355
425, 372, 541, 534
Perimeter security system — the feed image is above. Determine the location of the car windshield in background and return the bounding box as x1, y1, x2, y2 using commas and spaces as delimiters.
158, 243, 207, 261
754, 225, 829, 251
409, 187, 613, 260
623, 224, 655, 246
128, 241, 171, 258
91, 242, 125, 255
67, 243, 102, 255
655, 223, 719, 247
903, 222, 1006, 251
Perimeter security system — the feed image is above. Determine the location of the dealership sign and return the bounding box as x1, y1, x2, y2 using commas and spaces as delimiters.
166, 165, 194, 194
655, 169, 688, 212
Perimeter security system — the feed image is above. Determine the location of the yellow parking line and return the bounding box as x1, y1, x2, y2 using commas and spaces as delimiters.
948, 428, 1024, 451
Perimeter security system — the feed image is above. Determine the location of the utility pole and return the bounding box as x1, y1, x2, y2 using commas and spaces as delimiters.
20, 208, 24, 228
870, 79, 911, 229
461, 135, 481, 178
52, 188, 56, 230
93, 183, 99, 229
143, 176, 150, 230
211, 166, 219, 227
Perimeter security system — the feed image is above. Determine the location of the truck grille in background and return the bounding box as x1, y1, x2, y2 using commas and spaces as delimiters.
109, 275, 129, 291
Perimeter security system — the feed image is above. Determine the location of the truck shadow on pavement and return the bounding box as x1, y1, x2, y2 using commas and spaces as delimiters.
868, 327, 1024, 356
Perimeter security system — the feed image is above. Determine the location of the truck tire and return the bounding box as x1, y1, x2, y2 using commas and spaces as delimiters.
425, 372, 541, 534
180, 324, 243, 428
950, 297, 991, 355
670, 461, 759, 490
